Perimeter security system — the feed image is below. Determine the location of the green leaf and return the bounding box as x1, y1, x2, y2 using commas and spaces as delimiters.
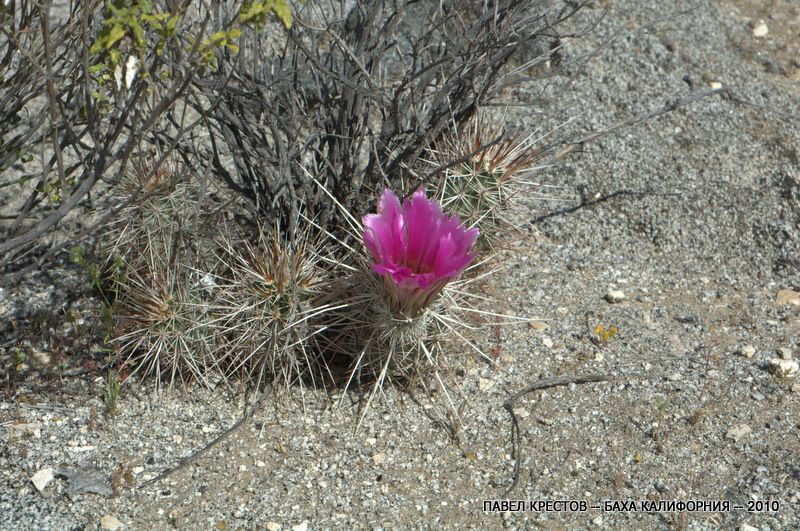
89, 63, 108, 74
240, 1, 269, 25
101, 24, 127, 51
109, 48, 121, 65
209, 30, 228, 46
272, 0, 292, 29
130, 19, 145, 48
166, 14, 180, 34
69, 246, 86, 267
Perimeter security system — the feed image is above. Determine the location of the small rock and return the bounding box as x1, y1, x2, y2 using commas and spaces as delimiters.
55, 465, 114, 497
238, 464, 247, 472
595, 352, 605, 362
529, 320, 548, 331
738, 345, 756, 359
555, 307, 569, 316
726, 424, 751, 442
365, 437, 377, 447
668, 373, 681, 381
478, 377, 494, 391
592, 516, 603, 526
740, 524, 759, 531
131, 466, 144, 475
372, 452, 387, 465
709, 81, 723, 89
266, 523, 280, 531
291, 522, 308, 531
100, 515, 124, 530
31, 349, 52, 367
542, 336, 553, 348
256, 461, 266, 468
776, 288, 800, 306
31, 468, 55, 493
752, 20, 768, 38
769, 358, 799, 377
605, 290, 626, 303
512, 407, 529, 419
777, 347, 793, 361
792, 382, 800, 394
12, 422, 41, 439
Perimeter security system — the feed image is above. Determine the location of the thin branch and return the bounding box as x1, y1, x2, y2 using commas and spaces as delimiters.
500, 373, 641, 497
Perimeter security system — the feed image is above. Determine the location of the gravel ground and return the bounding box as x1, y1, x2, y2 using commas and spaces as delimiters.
2, 0, 799, 529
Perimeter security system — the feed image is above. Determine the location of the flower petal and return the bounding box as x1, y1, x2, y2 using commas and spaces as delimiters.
404, 187, 443, 271
362, 189, 405, 265
362, 187, 479, 315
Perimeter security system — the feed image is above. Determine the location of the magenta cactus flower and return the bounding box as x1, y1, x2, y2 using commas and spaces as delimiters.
362, 188, 479, 316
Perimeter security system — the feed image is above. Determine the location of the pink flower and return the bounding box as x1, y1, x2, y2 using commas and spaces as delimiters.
363, 188, 479, 316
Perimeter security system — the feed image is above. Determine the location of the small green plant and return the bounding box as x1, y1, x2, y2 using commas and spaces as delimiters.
69, 245, 123, 307
89, 0, 293, 86
12, 347, 27, 371
592, 324, 618, 347
655, 397, 671, 421
239, 0, 292, 29
104, 369, 122, 415
38, 163, 81, 204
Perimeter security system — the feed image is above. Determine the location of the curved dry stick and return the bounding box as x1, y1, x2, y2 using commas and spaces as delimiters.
501, 373, 639, 497
144, 390, 271, 486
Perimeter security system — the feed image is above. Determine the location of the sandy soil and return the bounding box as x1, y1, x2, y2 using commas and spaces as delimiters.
1, 0, 798, 529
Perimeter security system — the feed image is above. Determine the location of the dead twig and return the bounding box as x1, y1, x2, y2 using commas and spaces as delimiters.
144, 389, 272, 486
501, 373, 641, 497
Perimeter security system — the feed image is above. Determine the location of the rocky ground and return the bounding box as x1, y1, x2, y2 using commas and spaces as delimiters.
1, 0, 799, 529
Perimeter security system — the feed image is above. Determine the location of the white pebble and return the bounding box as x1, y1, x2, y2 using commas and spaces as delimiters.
31, 468, 55, 493
100, 515, 124, 531
605, 290, 626, 303
769, 358, 799, 377
752, 20, 768, 38
738, 345, 756, 358
726, 424, 751, 442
